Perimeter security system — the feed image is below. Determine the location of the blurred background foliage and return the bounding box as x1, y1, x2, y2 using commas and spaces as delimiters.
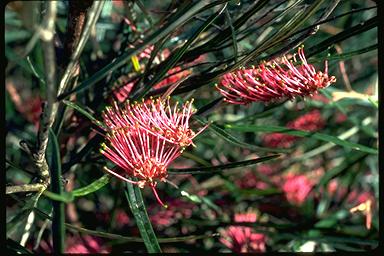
5, 0, 378, 253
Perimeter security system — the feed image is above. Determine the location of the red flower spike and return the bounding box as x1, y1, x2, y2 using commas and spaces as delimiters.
216, 47, 336, 105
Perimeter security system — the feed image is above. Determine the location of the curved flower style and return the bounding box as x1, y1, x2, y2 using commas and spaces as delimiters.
216, 47, 336, 104
102, 97, 207, 148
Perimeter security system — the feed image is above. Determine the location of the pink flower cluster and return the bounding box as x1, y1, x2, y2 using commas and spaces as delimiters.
282, 174, 314, 206
216, 47, 336, 105
220, 211, 266, 253
100, 97, 206, 206
148, 198, 196, 228
262, 109, 325, 148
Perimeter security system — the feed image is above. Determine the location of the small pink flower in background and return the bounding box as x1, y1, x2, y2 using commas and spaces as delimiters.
235, 165, 279, 190
33, 235, 109, 253
282, 174, 314, 206
216, 46, 336, 105
309, 93, 330, 103
65, 235, 109, 254
262, 133, 297, 148
148, 199, 196, 228
287, 109, 325, 131
220, 211, 266, 253
115, 209, 130, 229
113, 80, 136, 103
153, 66, 191, 90
262, 109, 325, 148
335, 112, 348, 123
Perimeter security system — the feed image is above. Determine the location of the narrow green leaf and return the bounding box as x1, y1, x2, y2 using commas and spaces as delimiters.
33, 206, 217, 243
307, 16, 377, 57
225, 124, 378, 154
194, 116, 289, 153
168, 155, 280, 174
124, 182, 162, 253
43, 190, 74, 203
309, 44, 377, 63
72, 174, 112, 197
225, 8, 238, 62
62, 100, 105, 128
195, 97, 223, 116
317, 152, 368, 188
57, 1, 216, 100
180, 190, 222, 214
134, 3, 228, 99
48, 128, 65, 253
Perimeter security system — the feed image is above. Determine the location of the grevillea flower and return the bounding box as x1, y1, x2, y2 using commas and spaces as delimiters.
102, 97, 207, 148
282, 174, 313, 206
220, 211, 266, 253
100, 98, 206, 207
216, 47, 336, 104
287, 109, 325, 131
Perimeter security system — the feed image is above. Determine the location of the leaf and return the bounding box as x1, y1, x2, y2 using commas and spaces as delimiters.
33, 206, 217, 243
308, 44, 377, 63
307, 16, 377, 58
224, 124, 378, 154
134, 3, 228, 99
43, 190, 74, 203
317, 152, 368, 189
48, 128, 65, 253
179, 190, 222, 214
72, 174, 112, 197
57, 1, 217, 100
62, 100, 105, 128
195, 97, 223, 116
168, 155, 280, 174
124, 182, 162, 253
193, 116, 290, 153
225, 8, 238, 62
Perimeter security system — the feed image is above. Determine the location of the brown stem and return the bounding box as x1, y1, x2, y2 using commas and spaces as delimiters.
62, 1, 94, 68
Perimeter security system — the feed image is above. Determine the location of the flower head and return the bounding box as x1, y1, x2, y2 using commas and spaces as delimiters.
282, 174, 313, 206
100, 97, 206, 207
216, 47, 336, 105
220, 210, 266, 253
102, 97, 206, 148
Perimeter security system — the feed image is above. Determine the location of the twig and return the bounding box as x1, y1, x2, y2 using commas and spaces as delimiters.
335, 44, 352, 91
6, 184, 45, 194
58, 1, 105, 96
